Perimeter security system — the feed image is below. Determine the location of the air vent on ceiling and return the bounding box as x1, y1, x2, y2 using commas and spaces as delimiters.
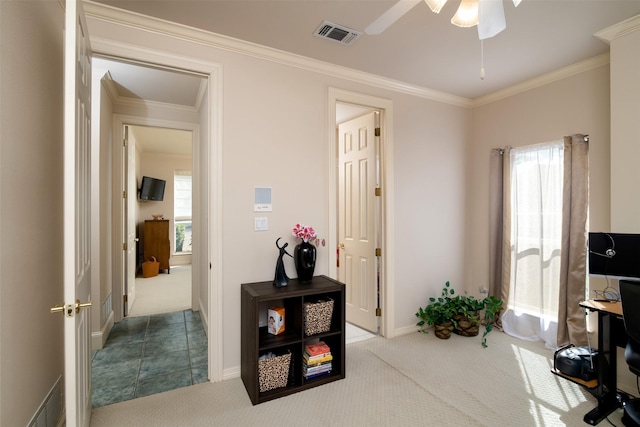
313, 21, 362, 46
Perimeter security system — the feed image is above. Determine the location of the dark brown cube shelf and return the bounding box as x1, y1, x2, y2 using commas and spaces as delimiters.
241, 276, 346, 404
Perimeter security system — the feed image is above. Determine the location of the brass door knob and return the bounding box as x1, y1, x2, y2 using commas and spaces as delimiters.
51, 299, 93, 317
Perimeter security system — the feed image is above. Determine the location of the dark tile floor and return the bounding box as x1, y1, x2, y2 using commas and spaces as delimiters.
91, 310, 208, 408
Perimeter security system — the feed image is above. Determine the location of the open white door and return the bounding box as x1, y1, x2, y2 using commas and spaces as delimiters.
123, 125, 137, 315
57, 0, 93, 425
338, 112, 379, 333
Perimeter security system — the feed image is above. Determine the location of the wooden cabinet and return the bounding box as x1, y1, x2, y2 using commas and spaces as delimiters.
143, 220, 170, 273
241, 276, 345, 405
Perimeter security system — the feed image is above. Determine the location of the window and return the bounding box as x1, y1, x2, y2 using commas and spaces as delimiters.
174, 170, 192, 254
508, 141, 564, 320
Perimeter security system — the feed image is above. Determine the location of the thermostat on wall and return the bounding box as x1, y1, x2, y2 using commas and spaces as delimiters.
254, 187, 272, 212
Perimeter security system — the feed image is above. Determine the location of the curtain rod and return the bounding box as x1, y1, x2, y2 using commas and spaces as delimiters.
495, 134, 588, 155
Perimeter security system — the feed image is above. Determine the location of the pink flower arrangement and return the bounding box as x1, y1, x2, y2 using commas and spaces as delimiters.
292, 223, 316, 243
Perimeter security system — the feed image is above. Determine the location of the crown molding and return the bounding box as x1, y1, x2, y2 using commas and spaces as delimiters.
83, 1, 612, 110
471, 53, 610, 108
595, 14, 640, 43
114, 96, 200, 114
96, 70, 119, 102
195, 80, 208, 110
83, 1, 473, 108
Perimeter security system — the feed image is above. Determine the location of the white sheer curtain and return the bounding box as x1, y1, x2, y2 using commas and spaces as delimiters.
501, 141, 564, 348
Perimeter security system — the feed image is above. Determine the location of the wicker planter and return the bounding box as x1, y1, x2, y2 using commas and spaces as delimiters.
433, 322, 454, 339
452, 313, 480, 337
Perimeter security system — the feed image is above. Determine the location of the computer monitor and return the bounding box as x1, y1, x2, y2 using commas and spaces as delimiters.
588, 232, 640, 281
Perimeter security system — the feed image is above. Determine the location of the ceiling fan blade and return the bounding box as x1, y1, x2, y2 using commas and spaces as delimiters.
478, 0, 506, 40
365, 0, 422, 35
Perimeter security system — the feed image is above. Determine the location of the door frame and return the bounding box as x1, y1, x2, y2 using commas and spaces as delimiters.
92, 38, 223, 382
328, 88, 396, 338
112, 117, 199, 319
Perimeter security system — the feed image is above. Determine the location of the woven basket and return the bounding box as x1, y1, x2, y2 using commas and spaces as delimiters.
304, 298, 334, 336
141, 256, 159, 278
258, 352, 291, 392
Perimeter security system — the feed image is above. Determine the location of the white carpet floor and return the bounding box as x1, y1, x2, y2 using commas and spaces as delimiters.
128, 265, 192, 317
90, 329, 626, 426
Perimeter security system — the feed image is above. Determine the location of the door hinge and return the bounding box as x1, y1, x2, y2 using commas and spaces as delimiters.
123, 242, 128, 251
376, 307, 382, 317
375, 248, 382, 257
375, 127, 380, 137
123, 295, 128, 303
375, 187, 381, 197
123, 190, 127, 199
123, 138, 127, 147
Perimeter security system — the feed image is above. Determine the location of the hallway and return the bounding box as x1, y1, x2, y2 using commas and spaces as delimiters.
91, 310, 208, 408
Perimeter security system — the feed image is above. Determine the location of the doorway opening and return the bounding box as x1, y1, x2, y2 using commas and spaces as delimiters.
329, 88, 396, 339
91, 56, 210, 407
128, 124, 193, 317
336, 106, 380, 335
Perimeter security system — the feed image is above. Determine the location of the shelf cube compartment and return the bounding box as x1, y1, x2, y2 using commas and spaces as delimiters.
258, 351, 292, 392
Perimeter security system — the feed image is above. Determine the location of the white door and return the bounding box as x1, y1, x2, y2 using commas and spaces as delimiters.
62, 0, 93, 425
338, 112, 379, 333
123, 125, 136, 315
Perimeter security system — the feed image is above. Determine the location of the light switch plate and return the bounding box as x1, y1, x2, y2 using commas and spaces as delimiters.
254, 217, 268, 231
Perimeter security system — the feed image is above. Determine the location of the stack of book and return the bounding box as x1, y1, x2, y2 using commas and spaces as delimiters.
303, 341, 333, 379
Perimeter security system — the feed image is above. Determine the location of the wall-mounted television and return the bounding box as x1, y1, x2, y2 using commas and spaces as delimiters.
139, 176, 166, 201
588, 232, 640, 280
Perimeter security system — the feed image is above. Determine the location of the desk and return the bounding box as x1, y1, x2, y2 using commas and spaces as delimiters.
578, 300, 626, 425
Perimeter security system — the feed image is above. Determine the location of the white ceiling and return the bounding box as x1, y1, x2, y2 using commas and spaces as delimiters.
128, 126, 193, 156
93, 57, 206, 107
93, 58, 201, 155
92, 0, 640, 100
91, 1, 640, 153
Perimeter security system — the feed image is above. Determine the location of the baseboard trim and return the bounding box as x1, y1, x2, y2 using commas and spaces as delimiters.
394, 324, 419, 337
92, 310, 114, 350
223, 366, 240, 381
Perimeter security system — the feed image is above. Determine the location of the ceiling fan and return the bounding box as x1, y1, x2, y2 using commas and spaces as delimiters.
364, 0, 523, 40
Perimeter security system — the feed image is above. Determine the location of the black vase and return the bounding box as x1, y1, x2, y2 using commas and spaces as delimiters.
294, 241, 316, 282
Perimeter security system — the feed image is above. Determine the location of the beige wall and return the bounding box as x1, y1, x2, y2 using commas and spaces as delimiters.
93, 73, 115, 336
467, 65, 612, 293
467, 62, 640, 395
197, 85, 210, 315
137, 151, 192, 263
0, 5, 629, 423
85, 13, 471, 371
609, 24, 640, 232
0, 2, 65, 425
598, 16, 640, 395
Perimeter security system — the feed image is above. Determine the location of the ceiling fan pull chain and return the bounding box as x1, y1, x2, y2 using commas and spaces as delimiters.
480, 39, 486, 80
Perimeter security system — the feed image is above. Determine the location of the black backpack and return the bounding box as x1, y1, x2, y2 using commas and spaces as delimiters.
554, 344, 598, 381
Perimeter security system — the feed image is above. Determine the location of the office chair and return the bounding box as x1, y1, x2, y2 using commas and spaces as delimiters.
619, 280, 640, 426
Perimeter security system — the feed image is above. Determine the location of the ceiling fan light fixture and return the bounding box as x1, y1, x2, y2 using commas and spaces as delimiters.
424, 0, 448, 13
451, 0, 479, 28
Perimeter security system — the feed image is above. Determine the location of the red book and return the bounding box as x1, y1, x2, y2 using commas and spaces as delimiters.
305, 341, 331, 357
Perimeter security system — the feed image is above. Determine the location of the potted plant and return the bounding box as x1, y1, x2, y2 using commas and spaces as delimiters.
415, 281, 457, 339
480, 295, 503, 348
454, 292, 503, 348
416, 281, 504, 347
450, 294, 484, 337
